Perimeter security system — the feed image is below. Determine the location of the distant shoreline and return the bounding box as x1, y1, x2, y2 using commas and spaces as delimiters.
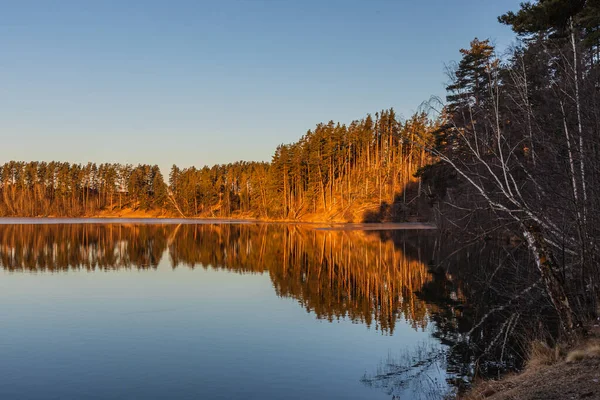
0, 217, 436, 229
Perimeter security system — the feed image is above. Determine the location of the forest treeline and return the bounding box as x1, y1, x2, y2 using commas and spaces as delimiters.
0, 110, 434, 221
0, 162, 168, 217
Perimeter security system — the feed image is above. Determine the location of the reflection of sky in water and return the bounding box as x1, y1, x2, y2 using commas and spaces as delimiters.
0, 223, 450, 399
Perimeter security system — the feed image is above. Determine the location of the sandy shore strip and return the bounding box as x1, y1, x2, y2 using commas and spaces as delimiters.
315, 222, 436, 231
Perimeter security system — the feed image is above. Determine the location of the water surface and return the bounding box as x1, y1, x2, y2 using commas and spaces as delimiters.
0, 222, 460, 399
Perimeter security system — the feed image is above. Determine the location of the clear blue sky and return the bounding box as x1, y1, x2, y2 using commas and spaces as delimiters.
1, 0, 522, 174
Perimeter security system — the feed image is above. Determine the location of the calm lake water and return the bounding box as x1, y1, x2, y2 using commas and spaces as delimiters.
0, 221, 463, 400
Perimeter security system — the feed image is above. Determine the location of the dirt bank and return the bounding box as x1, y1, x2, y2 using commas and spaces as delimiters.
463, 335, 600, 400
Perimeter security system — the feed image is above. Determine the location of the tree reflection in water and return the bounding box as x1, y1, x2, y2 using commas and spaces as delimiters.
3, 223, 522, 397
0, 223, 440, 334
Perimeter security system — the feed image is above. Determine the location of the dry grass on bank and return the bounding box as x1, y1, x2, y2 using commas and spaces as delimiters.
462, 332, 600, 400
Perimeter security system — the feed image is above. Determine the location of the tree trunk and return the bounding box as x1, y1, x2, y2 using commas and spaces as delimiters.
522, 224, 577, 342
